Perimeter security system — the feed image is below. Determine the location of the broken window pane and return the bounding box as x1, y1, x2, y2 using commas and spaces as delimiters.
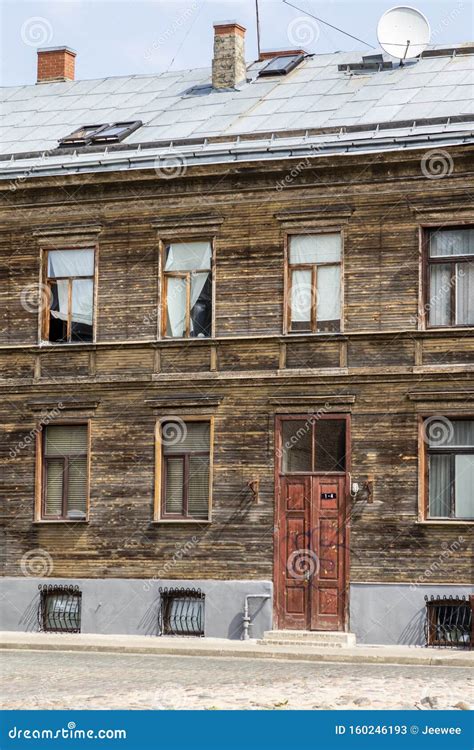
164, 242, 212, 338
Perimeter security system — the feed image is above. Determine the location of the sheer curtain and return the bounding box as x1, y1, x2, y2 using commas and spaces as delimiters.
48, 250, 94, 326
428, 454, 451, 517
165, 242, 211, 337
456, 262, 474, 325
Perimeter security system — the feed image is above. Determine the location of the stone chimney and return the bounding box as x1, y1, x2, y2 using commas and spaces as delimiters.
37, 46, 76, 83
212, 22, 246, 89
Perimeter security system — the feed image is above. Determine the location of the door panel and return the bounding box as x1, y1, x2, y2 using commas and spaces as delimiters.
274, 416, 349, 631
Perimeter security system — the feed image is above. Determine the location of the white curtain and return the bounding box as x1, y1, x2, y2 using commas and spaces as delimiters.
430, 228, 474, 257
291, 269, 312, 323
165, 243, 211, 337
290, 233, 341, 264
429, 263, 451, 326
428, 454, 451, 517
456, 262, 474, 325
455, 455, 474, 518
48, 250, 94, 325
317, 265, 341, 322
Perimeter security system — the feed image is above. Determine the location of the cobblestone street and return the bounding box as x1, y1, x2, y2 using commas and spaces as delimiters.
1, 650, 472, 710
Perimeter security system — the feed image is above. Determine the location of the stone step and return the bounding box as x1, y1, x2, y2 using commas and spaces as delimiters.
257, 638, 348, 648
260, 630, 356, 648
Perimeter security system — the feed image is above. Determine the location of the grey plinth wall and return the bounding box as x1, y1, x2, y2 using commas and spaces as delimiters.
0, 577, 273, 640
350, 583, 474, 645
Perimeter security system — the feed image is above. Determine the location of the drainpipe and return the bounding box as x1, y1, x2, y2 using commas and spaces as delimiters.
242, 594, 270, 640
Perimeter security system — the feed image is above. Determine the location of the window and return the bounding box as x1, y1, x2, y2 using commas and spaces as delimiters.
425, 595, 472, 648
43, 248, 95, 343
287, 233, 342, 333
158, 420, 212, 520
162, 241, 212, 338
39, 585, 82, 633
59, 121, 141, 146
258, 53, 305, 77
280, 416, 347, 473
425, 418, 474, 520
159, 587, 205, 636
41, 425, 89, 520
425, 228, 474, 327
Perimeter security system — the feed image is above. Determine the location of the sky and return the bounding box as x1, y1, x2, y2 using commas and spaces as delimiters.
0, 0, 471, 87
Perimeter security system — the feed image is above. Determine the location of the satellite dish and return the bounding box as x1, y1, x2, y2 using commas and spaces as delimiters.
377, 6, 430, 61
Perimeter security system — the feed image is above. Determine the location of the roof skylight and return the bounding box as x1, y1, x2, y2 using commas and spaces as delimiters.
59, 121, 142, 147
258, 53, 305, 77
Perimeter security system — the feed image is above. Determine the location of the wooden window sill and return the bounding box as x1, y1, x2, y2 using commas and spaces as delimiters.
151, 519, 211, 525
416, 519, 474, 526
33, 520, 89, 525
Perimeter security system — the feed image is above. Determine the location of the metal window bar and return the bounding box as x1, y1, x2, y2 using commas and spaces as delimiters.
38, 584, 82, 633
424, 595, 473, 649
159, 587, 205, 637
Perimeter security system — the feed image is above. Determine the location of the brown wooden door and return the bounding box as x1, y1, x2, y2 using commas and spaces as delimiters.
274, 415, 349, 631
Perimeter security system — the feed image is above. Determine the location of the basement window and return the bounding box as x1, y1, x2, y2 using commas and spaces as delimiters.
59, 121, 141, 147
159, 587, 205, 636
258, 53, 304, 77
425, 595, 472, 648
39, 585, 82, 633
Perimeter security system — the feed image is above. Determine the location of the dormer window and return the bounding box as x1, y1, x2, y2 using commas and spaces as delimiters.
59, 121, 141, 147
258, 53, 304, 77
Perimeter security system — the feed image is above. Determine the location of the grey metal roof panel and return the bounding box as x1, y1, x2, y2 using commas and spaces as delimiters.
1, 45, 473, 162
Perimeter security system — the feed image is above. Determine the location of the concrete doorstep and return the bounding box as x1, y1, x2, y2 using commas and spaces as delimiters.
0, 631, 472, 666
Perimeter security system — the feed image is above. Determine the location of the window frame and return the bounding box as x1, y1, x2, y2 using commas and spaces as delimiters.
154, 416, 214, 523
284, 230, 344, 335
276, 413, 351, 476
422, 225, 474, 330
35, 420, 91, 523
159, 237, 215, 340
40, 245, 98, 344
419, 414, 474, 523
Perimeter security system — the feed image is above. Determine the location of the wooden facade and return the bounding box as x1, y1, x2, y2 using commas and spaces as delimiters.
1, 144, 473, 611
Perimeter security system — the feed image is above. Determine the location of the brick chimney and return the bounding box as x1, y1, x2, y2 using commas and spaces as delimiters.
212, 22, 246, 89
37, 46, 76, 83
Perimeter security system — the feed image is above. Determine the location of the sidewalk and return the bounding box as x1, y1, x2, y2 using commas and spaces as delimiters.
1, 631, 472, 666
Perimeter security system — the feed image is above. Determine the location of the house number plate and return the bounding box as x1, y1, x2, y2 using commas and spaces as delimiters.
321, 492, 337, 499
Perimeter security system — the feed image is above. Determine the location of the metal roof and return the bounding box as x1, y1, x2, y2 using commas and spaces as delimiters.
0, 44, 473, 179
